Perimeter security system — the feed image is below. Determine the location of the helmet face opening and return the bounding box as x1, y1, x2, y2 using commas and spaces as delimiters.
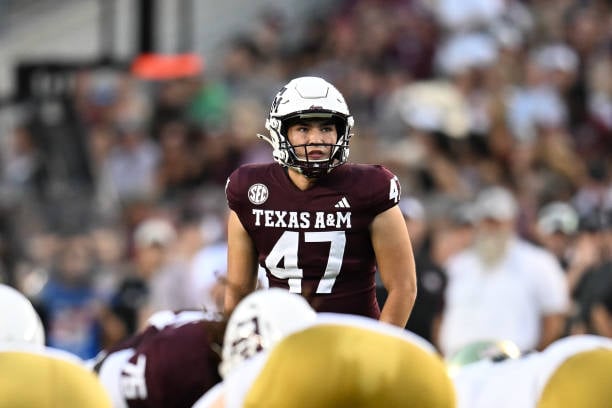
281, 113, 350, 178
261, 77, 354, 178
286, 141, 346, 178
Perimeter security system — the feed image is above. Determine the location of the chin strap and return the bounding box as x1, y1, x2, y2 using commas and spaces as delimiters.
256, 133, 273, 144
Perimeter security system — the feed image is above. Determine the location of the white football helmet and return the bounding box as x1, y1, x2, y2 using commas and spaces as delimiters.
0, 284, 45, 346
219, 288, 316, 379
258, 76, 354, 178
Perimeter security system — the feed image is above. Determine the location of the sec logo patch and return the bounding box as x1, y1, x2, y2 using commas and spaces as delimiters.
248, 183, 269, 205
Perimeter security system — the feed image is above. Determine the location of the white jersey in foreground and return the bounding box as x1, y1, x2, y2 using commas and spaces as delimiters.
194, 313, 456, 408
452, 335, 612, 408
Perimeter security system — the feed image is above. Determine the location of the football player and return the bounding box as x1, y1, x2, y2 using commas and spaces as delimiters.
94, 288, 316, 408
0, 284, 112, 407
91, 309, 226, 408
194, 312, 456, 408
451, 334, 612, 407
224, 76, 417, 327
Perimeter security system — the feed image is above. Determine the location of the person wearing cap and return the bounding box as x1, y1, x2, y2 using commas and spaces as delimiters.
532, 43, 579, 94
534, 201, 579, 270
106, 217, 179, 340
567, 210, 612, 336
438, 186, 569, 357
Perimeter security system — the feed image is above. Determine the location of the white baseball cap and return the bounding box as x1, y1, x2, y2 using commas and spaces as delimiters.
474, 186, 518, 221
537, 201, 579, 235
134, 218, 177, 248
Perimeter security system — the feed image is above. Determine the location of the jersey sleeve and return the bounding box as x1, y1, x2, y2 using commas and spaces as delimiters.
225, 167, 245, 213
96, 318, 221, 408
146, 322, 222, 408
365, 165, 401, 217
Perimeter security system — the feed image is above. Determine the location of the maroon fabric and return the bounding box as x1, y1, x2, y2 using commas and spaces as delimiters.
102, 314, 222, 408
226, 162, 400, 319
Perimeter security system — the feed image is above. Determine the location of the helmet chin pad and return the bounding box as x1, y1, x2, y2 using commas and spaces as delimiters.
286, 142, 343, 178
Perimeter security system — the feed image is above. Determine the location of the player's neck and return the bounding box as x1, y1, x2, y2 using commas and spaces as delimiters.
287, 167, 317, 191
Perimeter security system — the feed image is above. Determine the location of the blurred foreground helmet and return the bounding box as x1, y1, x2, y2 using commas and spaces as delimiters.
0, 284, 45, 346
219, 288, 316, 378
259, 76, 354, 178
446, 339, 521, 376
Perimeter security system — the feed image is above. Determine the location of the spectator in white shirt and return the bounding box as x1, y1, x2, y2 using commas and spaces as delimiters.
438, 186, 569, 356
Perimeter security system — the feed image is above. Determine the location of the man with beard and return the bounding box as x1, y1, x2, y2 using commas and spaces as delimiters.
438, 186, 569, 357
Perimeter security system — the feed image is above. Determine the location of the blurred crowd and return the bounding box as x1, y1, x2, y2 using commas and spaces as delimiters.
0, 0, 610, 359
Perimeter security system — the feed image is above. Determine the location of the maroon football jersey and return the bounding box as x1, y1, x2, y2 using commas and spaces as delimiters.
226, 162, 401, 319
95, 311, 223, 408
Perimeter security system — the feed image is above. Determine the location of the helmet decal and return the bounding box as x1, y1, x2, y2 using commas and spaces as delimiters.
270, 86, 288, 114
219, 288, 316, 378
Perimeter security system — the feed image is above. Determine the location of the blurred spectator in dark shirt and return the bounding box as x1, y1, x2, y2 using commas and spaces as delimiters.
568, 210, 612, 336
534, 201, 580, 270
588, 270, 612, 338
106, 217, 177, 342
